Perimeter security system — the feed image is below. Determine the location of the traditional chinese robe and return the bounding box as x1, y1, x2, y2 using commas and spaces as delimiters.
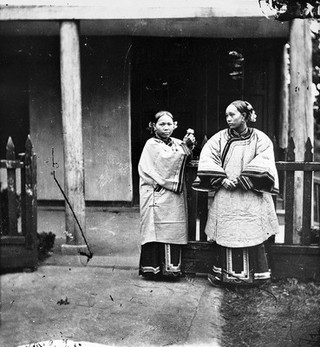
138, 136, 191, 246
195, 128, 279, 248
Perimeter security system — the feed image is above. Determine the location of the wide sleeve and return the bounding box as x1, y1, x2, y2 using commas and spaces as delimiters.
192, 132, 227, 191
138, 138, 190, 193
239, 131, 279, 194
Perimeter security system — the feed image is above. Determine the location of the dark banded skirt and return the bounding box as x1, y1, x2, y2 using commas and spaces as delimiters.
139, 242, 182, 279
209, 243, 271, 285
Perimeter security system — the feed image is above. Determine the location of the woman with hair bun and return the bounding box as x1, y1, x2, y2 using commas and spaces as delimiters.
193, 100, 279, 286
138, 111, 196, 280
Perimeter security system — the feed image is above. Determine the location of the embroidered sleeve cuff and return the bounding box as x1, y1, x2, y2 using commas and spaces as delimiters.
210, 177, 223, 187
238, 176, 253, 190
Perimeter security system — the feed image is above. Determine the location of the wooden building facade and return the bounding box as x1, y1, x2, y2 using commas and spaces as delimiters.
1, 1, 314, 248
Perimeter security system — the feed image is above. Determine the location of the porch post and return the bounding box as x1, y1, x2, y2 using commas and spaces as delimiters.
289, 19, 313, 243
60, 20, 86, 252
279, 43, 289, 150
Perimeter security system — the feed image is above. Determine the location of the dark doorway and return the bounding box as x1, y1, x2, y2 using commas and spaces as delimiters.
130, 37, 284, 204
0, 59, 29, 159
131, 38, 210, 204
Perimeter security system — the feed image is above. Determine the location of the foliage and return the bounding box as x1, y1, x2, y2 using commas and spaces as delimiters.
37, 231, 56, 261
260, 1, 320, 21
0, 187, 56, 261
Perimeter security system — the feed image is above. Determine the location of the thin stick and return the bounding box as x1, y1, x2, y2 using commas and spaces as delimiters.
51, 148, 93, 261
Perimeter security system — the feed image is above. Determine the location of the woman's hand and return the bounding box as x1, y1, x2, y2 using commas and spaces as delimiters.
222, 178, 237, 191
183, 133, 196, 149
232, 178, 239, 187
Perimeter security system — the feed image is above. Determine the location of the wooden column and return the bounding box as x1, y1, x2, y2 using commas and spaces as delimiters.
60, 21, 86, 249
279, 43, 289, 150
289, 19, 313, 243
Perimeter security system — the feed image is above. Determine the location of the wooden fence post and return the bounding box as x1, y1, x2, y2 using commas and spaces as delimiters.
6, 137, 18, 236
284, 137, 295, 244
20, 150, 26, 236
272, 136, 280, 206
24, 136, 37, 250
301, 138, 313, 245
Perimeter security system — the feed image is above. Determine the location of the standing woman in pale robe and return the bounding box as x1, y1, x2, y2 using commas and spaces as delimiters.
138, 111, 196, 280
193, 100, 279, 286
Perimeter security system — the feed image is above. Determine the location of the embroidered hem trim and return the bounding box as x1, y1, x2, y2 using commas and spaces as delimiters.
140, 266, 161, 274
254, 271, 271, 280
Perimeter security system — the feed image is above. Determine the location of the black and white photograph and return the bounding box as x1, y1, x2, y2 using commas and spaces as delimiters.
0, 1, 320, 346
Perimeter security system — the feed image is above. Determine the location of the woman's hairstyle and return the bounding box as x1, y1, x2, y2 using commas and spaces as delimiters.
230, 100, 257, 123
147, 110, 177, 133
154, 111, 173, 121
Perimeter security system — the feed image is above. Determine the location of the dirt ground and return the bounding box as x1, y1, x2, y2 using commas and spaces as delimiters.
220, 279, 320, 347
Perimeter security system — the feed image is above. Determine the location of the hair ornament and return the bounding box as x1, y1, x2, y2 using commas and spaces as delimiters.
249, 111, 257, 122
245, 101, 257, 123
147, 121, 154, 133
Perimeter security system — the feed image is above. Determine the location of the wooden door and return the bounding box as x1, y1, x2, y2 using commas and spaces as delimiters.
131, 37, 284, 206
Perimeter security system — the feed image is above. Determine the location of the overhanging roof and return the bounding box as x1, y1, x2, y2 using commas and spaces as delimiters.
0, 0, 282, 19
0, 1, 289, 38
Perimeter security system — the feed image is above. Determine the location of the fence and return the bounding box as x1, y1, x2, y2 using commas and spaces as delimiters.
271, 137, 320, 281
0, 136, 38, 272
182, 137, 320, 281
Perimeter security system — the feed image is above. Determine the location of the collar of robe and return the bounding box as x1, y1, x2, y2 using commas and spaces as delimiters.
229, 127, 252, 139
154, 134, 173, 146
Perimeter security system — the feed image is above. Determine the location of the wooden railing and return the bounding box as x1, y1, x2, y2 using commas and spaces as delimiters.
271, 137, 320, 281
276, 137, 320, 246
0, 136, 38, 272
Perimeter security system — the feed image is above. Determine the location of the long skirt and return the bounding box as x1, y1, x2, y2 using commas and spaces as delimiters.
139, 242, 182, 279
209, 242, 272, 285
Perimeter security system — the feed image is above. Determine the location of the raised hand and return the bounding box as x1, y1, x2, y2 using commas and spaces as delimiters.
183, 128, 196, 149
